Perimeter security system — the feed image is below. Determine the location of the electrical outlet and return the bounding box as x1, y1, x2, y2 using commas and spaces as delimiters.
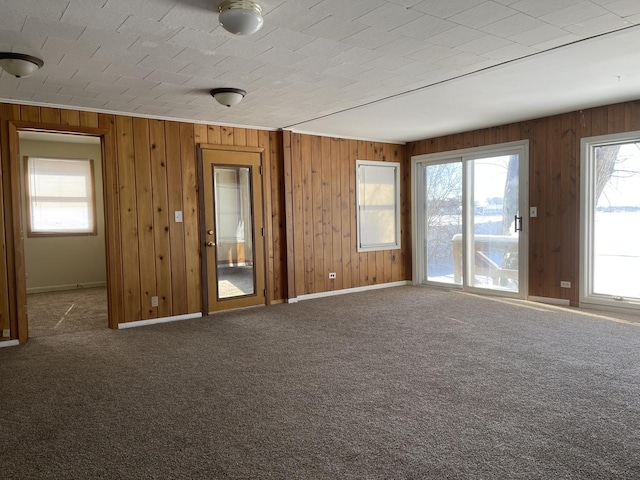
560, 281, 571, 288
2, 329, 9, 338
328, 272, 336, 279
151, 296, 159, 307
530, 206, 537, 217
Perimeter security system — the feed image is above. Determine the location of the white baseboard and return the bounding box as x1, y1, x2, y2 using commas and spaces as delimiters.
0, 340, 19, 348
291, 281, 411, 303
528, 295, 571, 306
27, 282, 107, 294
118, 312, 202, 329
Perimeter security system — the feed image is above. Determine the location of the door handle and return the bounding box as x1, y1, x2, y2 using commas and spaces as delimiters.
207, 230, 214, 235
514, 215, 523, 232
206, 241, 216, 247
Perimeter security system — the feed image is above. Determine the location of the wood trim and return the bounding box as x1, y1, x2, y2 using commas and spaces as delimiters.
196, 145, 208, 315
10, 121, 108, 137
282, 130, 296, 300
198, 143, 264, 154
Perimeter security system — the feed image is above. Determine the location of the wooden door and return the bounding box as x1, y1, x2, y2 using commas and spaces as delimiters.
201, 147, 265, 313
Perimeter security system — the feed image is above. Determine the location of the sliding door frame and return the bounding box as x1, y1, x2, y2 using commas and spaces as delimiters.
412, 140, 529, 299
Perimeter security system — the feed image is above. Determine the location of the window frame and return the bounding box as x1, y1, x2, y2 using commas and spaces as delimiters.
356, 159, 401, 252
24, 155, 98, 238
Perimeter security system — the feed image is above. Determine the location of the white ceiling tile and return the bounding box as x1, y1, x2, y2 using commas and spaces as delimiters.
59, 55, 111, 73
604, 0, 640, 16
0, 10, 26, 31
482, 42, 538, 60
482, 13, 544, 38
114, 75, 160, 90
105, 62, 155, 79
408, 44, 459, 62
61, 2, 129, 31
30, 92, 72, 104
333, 47, 385, 65
356, 3, 424, 31
160, 3, 218, 33
532, 34, 581, 50
138, 55, 190, 74
366, 53, 414, 70
67, 97, 109, 109
118, 15, 182, 42
144, 70, 193, 86
214, 38, 273, 59
322, 62, 373, 78
539, 1, 608, 28
258, 27, 316, 50
167, 28, 228, 51
295, 38, 347, 58
303, 15, 369, 41
311, 0, 387, 21
508, 24, 571, 46
412, 0, 486, 19
448, 1, 519, 28
424, 25, 487, 47
4, 0, 68, 21
86, 81, 130, 95
103, 0, 176, 21
373, 36, 432, 56
173, 49, 227, 70
22, 17, 84, 42
564, 13, 633, 36
265, 3, 330, 31
433, 51, 493, 70
17, 80, 60, 94
456, 35, 513, 55
254, 47, 307, 66
43, 37, 100, 59
343, 27, 402, 50
127, 40, 185, 61
510, 0, 586, 17
78, 27, 139, 51
93, 46, 147, 66
291, 56, 337, 74
393, 14, 457, 41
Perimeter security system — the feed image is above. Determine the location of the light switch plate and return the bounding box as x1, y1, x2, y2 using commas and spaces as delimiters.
174, 211, 183, 223
530, 207, 537, 217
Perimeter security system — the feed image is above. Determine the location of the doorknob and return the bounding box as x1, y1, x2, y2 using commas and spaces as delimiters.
207, 230, 214, 235
206, 241, 215, 247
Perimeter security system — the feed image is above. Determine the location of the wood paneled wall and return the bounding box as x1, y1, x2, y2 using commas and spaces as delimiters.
408, 100, 640, 305
283, 132, 410, 298
0, 103, 286, 340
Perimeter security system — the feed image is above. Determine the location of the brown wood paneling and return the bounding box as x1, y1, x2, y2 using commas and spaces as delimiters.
40, 107, 61, 125
179, 123, 201, 313
164, 121, 187, 314
132, 118, 157, 320
115, 116, 142, 322
60, 109, 80, 127
339, 138, 353, 289
98, 113, 124, 328
150, 119, 172, 318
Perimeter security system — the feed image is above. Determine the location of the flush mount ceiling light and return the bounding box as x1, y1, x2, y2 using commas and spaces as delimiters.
210, 87, 246, 107
218, 0, 264, 35
0, 52, 44, 78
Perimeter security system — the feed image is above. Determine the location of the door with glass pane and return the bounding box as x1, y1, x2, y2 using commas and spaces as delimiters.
417, 142, 527, 297
201, 147, 265, 313
581, 134, 640, 310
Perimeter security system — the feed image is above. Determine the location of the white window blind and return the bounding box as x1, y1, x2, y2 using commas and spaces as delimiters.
356, 160, 401, 252
26, 157, 96, 236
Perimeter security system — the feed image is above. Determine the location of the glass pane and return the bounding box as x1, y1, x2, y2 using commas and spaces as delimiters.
469, 155, 519, 292
357, 163, 398, 249
424, 162, 462, 284
593, 142, 640, 299
214, 166, 255, 299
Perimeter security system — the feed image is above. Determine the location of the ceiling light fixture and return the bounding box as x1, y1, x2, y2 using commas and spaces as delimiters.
218, 0, 264, 35
210, 88, 247, 107
0, 52, 44, 78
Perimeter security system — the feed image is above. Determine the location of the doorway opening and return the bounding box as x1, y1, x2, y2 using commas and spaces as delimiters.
412, 141, 529, 298
18, 131, 108, 337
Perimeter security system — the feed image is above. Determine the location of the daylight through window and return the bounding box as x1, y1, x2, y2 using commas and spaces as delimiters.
25, 157, 97, 236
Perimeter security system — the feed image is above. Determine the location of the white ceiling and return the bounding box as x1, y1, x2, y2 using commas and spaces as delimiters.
1, 0, 639, 144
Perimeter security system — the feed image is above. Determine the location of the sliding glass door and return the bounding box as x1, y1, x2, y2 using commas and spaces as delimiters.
414, 141, 528, 298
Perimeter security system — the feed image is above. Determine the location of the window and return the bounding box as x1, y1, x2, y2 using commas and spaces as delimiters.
25, 156, 97, 236
356, 160, 401, 252
580, 131, 640, 311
